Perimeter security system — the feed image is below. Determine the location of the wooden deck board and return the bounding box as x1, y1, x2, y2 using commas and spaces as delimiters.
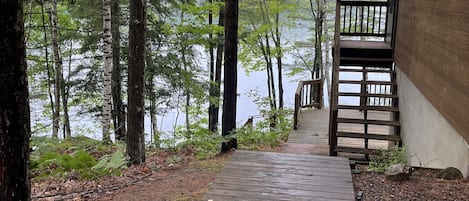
340, 40, 392, 50
289, 108, 391, 150
202, 150, 355, 201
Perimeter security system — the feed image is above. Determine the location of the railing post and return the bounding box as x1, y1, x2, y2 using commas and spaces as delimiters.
329, 0, 341, 156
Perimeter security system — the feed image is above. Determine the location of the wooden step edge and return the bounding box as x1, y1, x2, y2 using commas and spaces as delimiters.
334, 146, 379, 155
338, 105, 399, 112
337, 118, 401, 126
339, 57, 394, 62
338, 92, 398, 98
338, 80, 397, 85
338, 68, 394, 73
336, 132, 401, 141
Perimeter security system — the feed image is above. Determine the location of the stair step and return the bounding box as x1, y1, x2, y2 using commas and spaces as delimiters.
335, 146, 378, 155
339, 68, 394, 73
336, 132, 401, 141
338, 92, 398, 99
340, 57, 394, 62
339, 80, 397, 85
338, 105, 399, 112
337, 118, 400, 126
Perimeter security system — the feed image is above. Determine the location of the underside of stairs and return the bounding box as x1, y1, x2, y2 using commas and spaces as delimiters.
329, 41, 402, 161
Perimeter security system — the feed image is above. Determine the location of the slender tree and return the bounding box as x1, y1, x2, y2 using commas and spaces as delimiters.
209, 1, 225, 132
48, 0, 63, 138
0, 0, 31, 199
272, 0, 283, 109
310, 0, 325, 79
102, 0, 113, 144
111, 0, 126, 141
127, 0, 146, 164
221, 0, 238, 152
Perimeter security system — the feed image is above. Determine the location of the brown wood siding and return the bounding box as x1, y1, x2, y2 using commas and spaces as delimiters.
394, 0, 469, 141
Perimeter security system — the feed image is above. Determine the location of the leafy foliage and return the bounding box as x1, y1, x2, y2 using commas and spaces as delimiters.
237, 110, 292, 150
30, 136, 126, 180
368, 145, 408, 173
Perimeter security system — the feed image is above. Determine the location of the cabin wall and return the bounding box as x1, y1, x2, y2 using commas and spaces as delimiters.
396, 68, 469, 176
394, 0, 469, 175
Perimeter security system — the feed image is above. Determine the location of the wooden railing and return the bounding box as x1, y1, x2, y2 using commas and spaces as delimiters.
366, 83, 392, 106
293, 79, 323, 130
339, 1, 389, 37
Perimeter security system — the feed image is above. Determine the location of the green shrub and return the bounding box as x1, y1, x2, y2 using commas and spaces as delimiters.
368, 145, 407, 173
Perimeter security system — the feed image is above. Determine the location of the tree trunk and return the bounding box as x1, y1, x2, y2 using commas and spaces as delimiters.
41, 3, 56, 138
323, 0, 331, 101
146, 44, 159, 147
63, 41, 72, 138
209, 2, 225, 133
102, 0, 113, 144
111, 0, 126, 142
311, 0, 324, 79
127, 0, 146, 165
48, 0, 62, 138
273, 0, 283, 109
0, 0, 31, 199
221, 0, 238, 152
208, 0, 215, 132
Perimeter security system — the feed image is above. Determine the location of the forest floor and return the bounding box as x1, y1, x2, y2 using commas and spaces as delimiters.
32, 145, 469, 201
352, 164, 469, 201
32, 149, 232, 201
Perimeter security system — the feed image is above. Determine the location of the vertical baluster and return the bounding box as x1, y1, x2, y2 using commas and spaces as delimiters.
360, 5, 364, 34
378, 6, 382, 34
373, 84, 377, 106
349, 5, 352, 33
372, 6, 376, 34
354, 5, 358, 33
367, 5, 370, 33
343, 5, 347, 32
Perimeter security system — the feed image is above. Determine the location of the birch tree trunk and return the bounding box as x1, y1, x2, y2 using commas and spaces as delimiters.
48, 0, 63, 139
0, 0, 31, 199
102, 0, 113, 144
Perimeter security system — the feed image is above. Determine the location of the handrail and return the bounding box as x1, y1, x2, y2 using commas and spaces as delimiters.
338, 0, 389, 38
293, 79, 323, 130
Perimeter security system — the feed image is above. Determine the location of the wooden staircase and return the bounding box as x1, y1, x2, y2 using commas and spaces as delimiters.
329, 0, 401, 160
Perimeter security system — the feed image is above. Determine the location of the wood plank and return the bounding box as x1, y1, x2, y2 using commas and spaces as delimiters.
235, 150, 350, 163
223, 161, 351, 176
214, 174, 352, 190
232, 151, 350, 164
211, 178, 353, 195
203, 151, 355, 201
208, 183, 353, 200
203, 189, 350, 201
338, 92, 398, 98
340, 40, 391, 50
221, 164, 351, 179
339, 80, 397, 85
338, 105, 399, 112
337, 131, 401, 141
337, 118, 400, 126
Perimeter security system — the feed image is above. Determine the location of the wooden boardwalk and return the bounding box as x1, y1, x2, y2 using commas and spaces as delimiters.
290, 108, 391, 151
202, 150, 355, 201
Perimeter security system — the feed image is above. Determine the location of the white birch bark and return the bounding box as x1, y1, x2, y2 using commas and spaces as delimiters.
102, 0, 113, 143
